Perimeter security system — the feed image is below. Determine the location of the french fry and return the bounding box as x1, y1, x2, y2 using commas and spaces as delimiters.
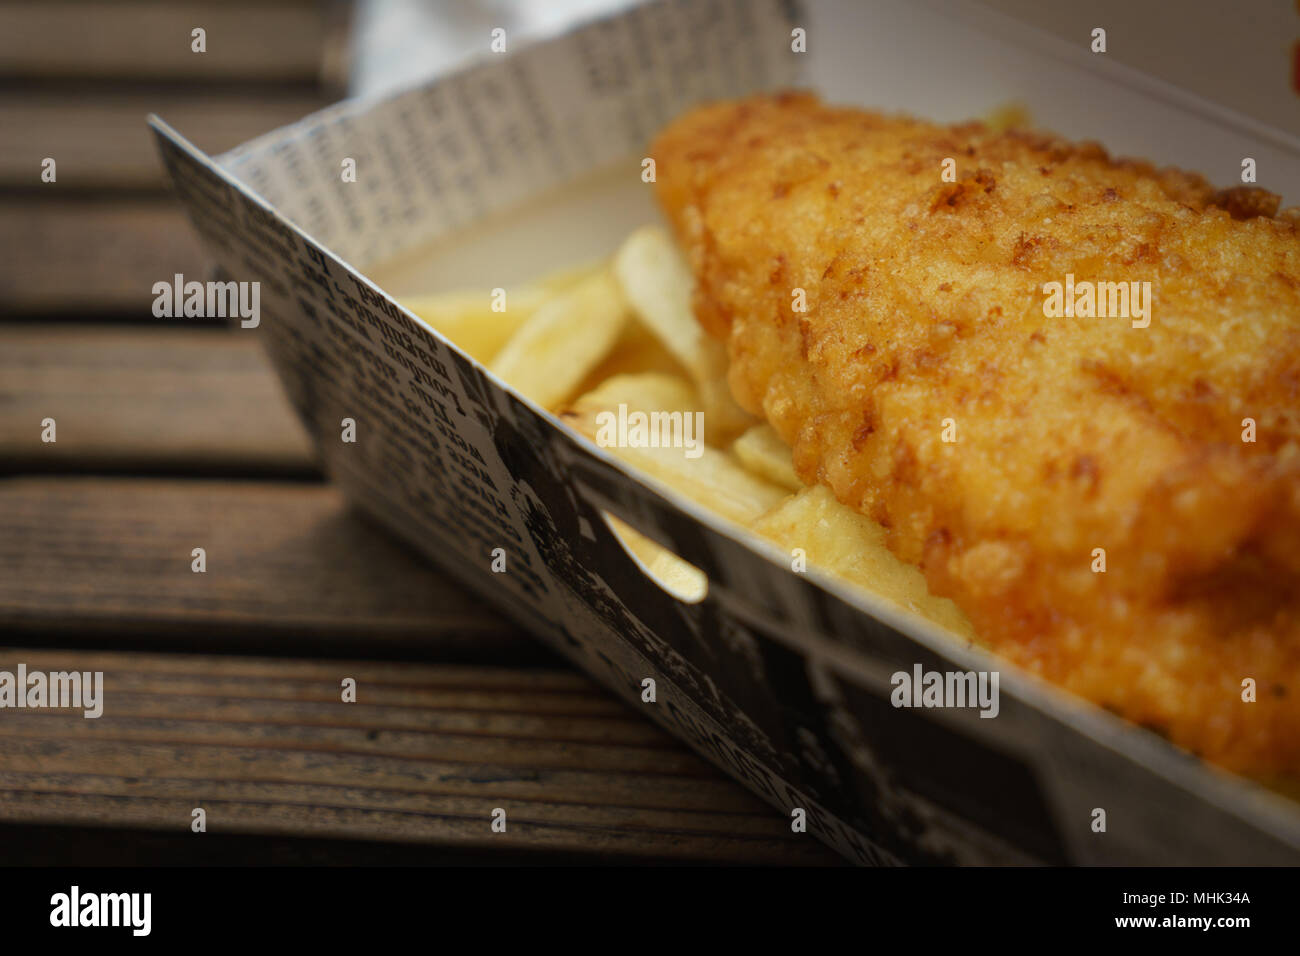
732, 424, 802, 492
569, 370, 698, 415
572, 318, 691, 399
489, 270, 630, 411
401, 261, 604, 364
400, 288, 549, 363
749, 485, 976, 639
603, 513, 708, 603
531, 260, 606, 293
563, 373, 786, 527
612, 226, 755, 442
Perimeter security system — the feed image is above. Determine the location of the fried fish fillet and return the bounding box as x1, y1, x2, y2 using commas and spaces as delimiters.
652, 93, 1300, 780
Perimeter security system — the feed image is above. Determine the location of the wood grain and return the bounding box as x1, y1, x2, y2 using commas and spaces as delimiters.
0, 91, 327, 190
0, 198, 209, 315
0, 2, 335, 82
0, 649, 840, 864
0, 326, 316, 473
0, 477, 532, 657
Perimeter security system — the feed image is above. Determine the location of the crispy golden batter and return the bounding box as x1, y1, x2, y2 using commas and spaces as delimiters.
652, 93, 1300, 780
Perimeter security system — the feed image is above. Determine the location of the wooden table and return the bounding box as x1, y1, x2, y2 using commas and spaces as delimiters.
0, 0, 839, 865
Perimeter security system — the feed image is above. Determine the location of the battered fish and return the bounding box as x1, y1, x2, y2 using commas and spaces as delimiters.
652, 93, 1300, 781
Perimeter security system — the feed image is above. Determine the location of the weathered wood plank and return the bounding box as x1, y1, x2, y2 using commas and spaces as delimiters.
0, 199, 209, 315
0, 2, 336, 83
0, 327, 316, 473
0, 649, 840, 864
0, 91, 327, 190
0, 478, 531, 656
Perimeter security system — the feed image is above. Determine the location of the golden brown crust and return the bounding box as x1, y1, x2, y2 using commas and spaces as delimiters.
652, 93, 1300, 779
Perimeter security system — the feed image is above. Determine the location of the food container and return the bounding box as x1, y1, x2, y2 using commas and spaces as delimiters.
150, 0, 1300, 864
